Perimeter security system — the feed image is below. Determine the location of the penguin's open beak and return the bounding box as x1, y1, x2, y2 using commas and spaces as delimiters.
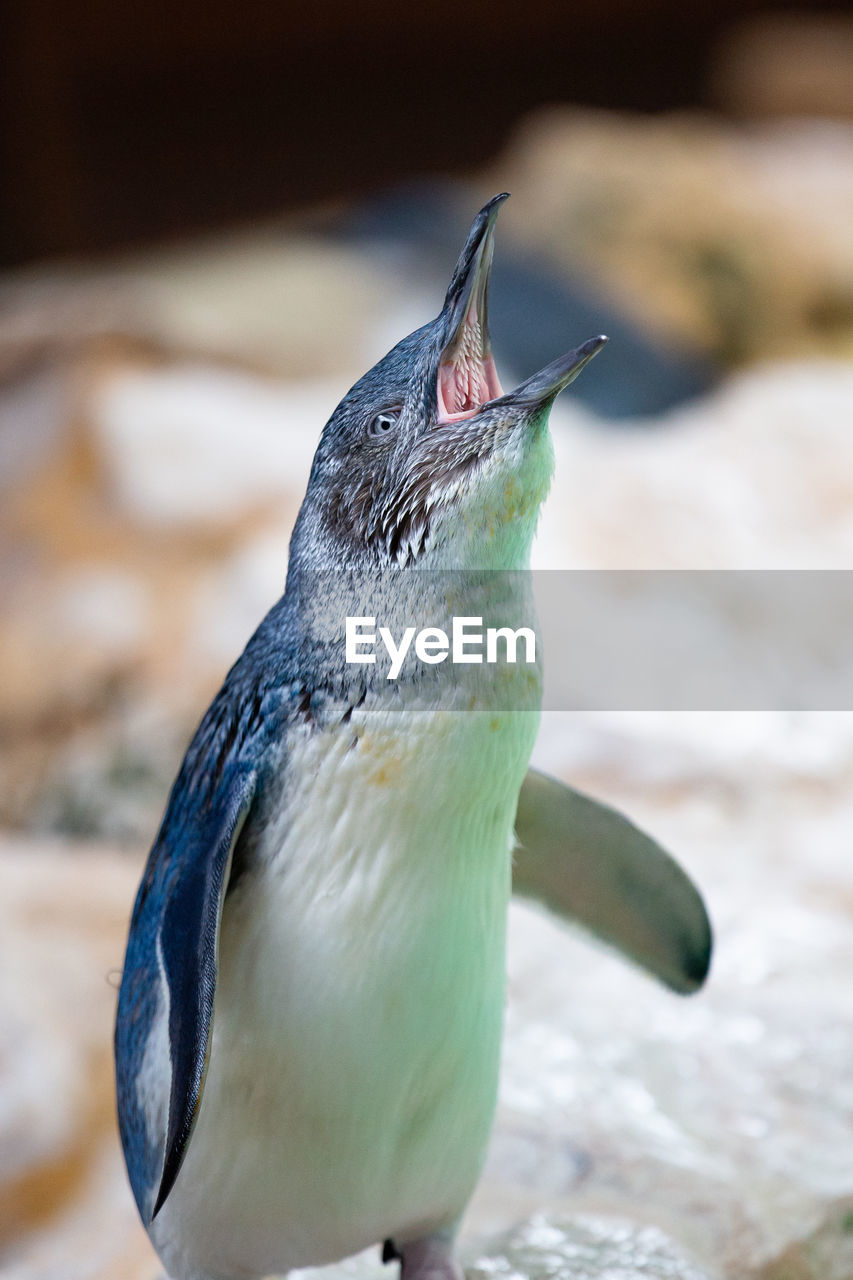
436, 194, 607, 424
437, 194, 506, 422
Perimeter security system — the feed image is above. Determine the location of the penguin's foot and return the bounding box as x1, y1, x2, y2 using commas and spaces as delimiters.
385, 1234, 464, 1280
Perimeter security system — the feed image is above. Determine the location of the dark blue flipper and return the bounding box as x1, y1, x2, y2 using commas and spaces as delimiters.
153, 768, 256, 1217
115, 765, 257, 1225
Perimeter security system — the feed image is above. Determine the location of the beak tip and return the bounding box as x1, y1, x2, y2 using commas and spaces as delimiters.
475, 192, 510, 242
574, 334, 609, 368
495, 332, 610, 411
471, 193, 510, 246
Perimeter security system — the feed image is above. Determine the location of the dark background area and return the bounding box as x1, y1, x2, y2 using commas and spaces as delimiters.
3, 0, 851, 266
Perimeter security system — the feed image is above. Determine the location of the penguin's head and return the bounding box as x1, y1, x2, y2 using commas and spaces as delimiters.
288, 194, 606, 576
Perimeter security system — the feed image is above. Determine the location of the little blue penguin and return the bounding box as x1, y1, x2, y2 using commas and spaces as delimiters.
115, 195, 712, 1280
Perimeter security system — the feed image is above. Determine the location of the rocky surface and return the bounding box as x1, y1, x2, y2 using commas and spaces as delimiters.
0, 838, 155, 1278
489, 111, 853, 367
468, 1217, 716, 1280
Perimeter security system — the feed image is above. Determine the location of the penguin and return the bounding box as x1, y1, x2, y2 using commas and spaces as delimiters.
115, 194, 711, 1280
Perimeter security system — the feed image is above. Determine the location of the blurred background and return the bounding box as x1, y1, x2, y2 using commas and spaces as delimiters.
3, 3, 853, 1278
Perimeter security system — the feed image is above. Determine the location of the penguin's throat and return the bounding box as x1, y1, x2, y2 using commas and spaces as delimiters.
437, 317, 502, 424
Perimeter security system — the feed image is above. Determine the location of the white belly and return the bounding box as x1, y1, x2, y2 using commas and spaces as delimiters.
152, 703, 538, 1280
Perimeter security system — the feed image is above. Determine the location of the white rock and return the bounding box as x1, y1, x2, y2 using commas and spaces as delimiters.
535, 360, 853, 571
48, 566, 151, 657
92, 365, 333, 528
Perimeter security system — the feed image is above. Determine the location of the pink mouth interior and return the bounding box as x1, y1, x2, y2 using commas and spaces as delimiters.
436, 313, 503, 423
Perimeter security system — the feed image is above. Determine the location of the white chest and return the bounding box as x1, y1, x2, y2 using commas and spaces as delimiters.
153, 703, 538, 1280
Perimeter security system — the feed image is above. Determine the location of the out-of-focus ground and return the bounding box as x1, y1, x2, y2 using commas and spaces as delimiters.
3, 99, 853, 1280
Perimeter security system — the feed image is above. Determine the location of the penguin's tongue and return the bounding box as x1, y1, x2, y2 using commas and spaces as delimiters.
436, 309, 503, 423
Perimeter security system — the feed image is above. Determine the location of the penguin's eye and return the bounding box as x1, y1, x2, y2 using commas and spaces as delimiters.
367, 409, 400, 439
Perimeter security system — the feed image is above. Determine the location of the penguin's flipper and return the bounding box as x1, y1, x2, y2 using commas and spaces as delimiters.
513, 768, 712, 994
154, 767, 256, 1216
115, 765, 256, 1225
